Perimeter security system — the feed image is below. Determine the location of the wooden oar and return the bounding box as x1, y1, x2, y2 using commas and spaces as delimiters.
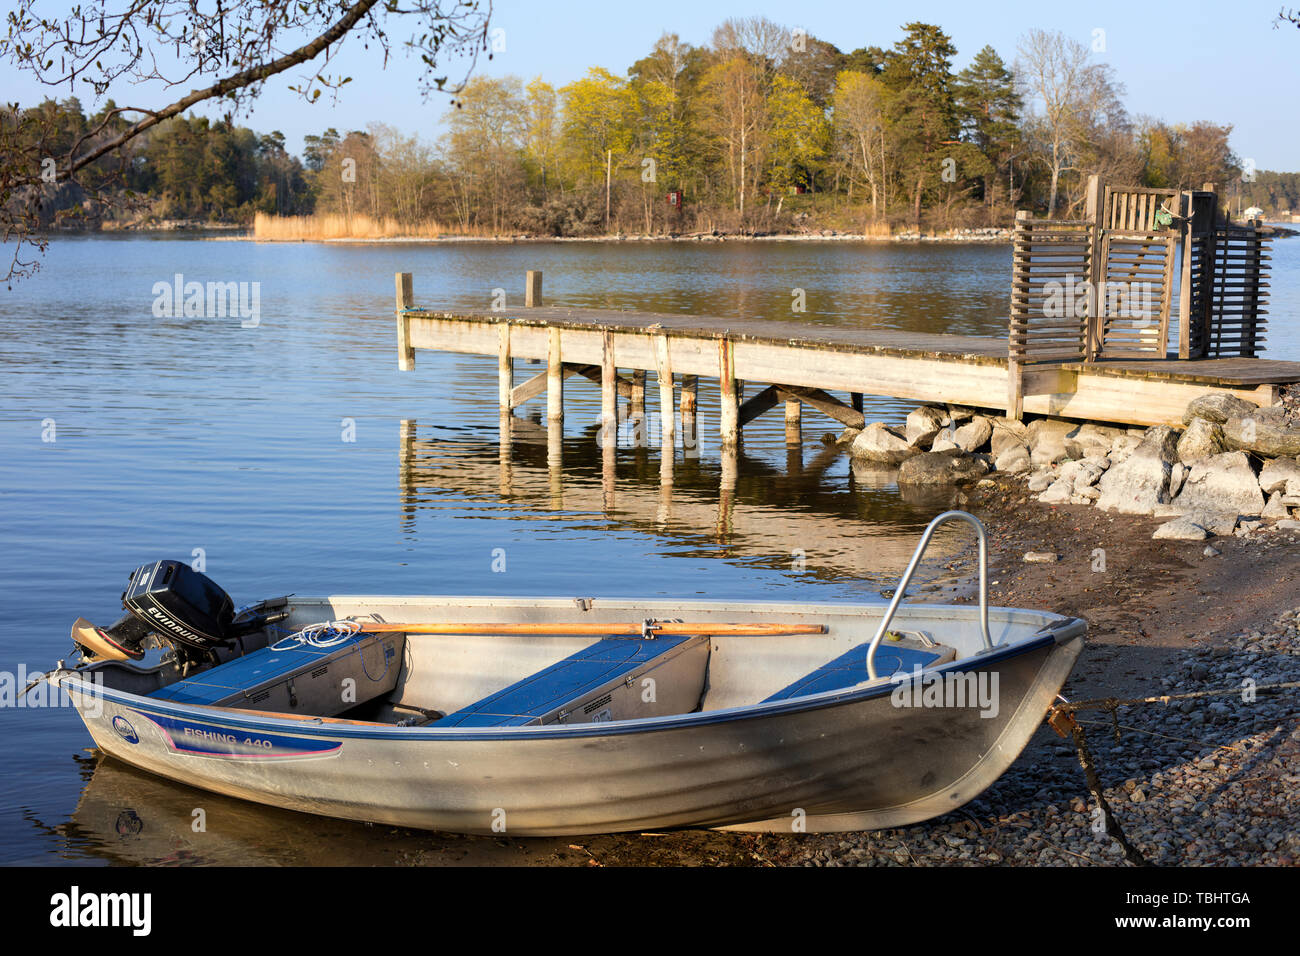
357, 622, 828, 637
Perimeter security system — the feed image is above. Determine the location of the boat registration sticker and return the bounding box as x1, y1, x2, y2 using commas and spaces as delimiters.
134, 711, 342, 760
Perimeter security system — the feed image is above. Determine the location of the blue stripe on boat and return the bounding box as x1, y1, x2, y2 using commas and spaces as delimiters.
762, 644, 945, 702
437, 634, 694, 727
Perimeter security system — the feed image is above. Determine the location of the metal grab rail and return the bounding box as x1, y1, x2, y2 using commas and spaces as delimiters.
866, 510, 993, 680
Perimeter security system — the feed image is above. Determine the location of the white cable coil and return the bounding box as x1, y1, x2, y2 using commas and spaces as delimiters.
270, 620, 361, 651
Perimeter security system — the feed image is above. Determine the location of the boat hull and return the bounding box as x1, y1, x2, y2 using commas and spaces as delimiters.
58, 628, 1082, 836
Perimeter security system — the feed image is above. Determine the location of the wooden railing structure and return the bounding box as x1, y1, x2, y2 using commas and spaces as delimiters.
1008, 176, 1272, 417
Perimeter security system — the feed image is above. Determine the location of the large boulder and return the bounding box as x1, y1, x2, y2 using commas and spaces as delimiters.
994, 443, 1032, 474
989, 418, 1031, 457
1172, 451, 1264, 517
1222, 406, 1300, 458
1183, 393, 1259, 426
1027, 418, 1076, 468
905, 405, 948, 446
952, 416, 993, 453
1094, 426, 1180, 514
850, 422, 919, 464
898, 449, 990, 485
1176, 418, 1224, 464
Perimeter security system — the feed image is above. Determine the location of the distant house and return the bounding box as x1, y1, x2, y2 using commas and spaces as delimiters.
1242, 205, 1265, 220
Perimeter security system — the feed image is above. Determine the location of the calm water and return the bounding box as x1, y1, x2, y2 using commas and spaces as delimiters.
2, 235, 1296, 865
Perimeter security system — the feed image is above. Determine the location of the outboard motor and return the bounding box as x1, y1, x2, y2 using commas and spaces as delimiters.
75, 560, 284, 669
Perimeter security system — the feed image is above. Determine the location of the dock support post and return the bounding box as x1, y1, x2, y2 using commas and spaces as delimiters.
719, 338, 739, 448
601, 330, 617, 447
498, 323, 512, 411
655, 336, 675, 444
602, 333, 617, 511
851, 393, 863, 415
785, 399, 802, 444
526, 270, 543, 308
547, 327, 563, 424
1084, 176, 1104, 360
396, 272, 415, 371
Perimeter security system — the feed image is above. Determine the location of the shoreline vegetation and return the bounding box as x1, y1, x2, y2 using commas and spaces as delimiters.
15, 18, 1300, 254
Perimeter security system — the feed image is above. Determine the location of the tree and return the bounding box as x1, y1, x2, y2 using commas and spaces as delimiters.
1, 0, 492, 281
766, 74, 830, 194
443, 76, 527, 233
955, 46, 1021, 213
880, 23, 960, 225
832, 70, 892, 221
1015, 29, 1114, 217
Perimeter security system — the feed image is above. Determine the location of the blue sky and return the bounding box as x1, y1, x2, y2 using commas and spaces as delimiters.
9, 0, 1300, 168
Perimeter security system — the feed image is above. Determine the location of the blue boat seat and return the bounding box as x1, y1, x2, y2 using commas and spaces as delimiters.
438, 634, 698, 728
762, 641, 954, 703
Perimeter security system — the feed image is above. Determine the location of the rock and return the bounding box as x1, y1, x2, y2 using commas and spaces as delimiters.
1153, 517, 1208, 541
1182, 510, 1239, 535
1277, 519, 1300, 532
1203, 545, 1221, 557
952, 416, 993, 452
1223, 406, 1300, 457
1027, 419, 1075, 468
1027, 471, 1055, 493
904, 405, 948, 446
1177, 418, 1224, 464
1183, 393, 1259, 426
1262, 492, 1289, 520
929, 426, 958, 453
1060, 459, 1106, 489
946, 405, 978, 423
1095, 426, 1180, 514
1037, 479, 1074, 504
850, 422, 918, 464
836, 426, 862, 446
1108, 434, 1144, 464
994, 444, 1032, 474
1173, 451, 1264, 517
1065, 423, 1127, 460
989, 418, 1030, 456
1024, 551, 1060, 563
897, 450, 990, 485
1258, 457, 1300, 495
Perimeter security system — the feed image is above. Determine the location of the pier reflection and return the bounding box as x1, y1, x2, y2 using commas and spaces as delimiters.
399, 415, 973, 588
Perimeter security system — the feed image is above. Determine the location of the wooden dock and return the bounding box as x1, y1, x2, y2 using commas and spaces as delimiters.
394, 274, 1300, 437
395, 178, 1298, 441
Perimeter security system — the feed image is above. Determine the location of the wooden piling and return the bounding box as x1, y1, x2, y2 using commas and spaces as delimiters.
526, 270, 543, 308
396, 273, 415, 371
785, 399, 802, 444
601, 330, 617, 445
547, 327, 563, 424
719, 338, 739, 447
498, 323, 512, 411
655, 335, 675, 442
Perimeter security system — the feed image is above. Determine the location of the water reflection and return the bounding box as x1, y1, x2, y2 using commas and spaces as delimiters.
399, 409, 971, 591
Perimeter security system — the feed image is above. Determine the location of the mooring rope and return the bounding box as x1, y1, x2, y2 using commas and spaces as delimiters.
1044, 679, 1300, 867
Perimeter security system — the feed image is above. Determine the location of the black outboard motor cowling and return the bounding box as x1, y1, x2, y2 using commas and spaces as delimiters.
121, 560, 236, 655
